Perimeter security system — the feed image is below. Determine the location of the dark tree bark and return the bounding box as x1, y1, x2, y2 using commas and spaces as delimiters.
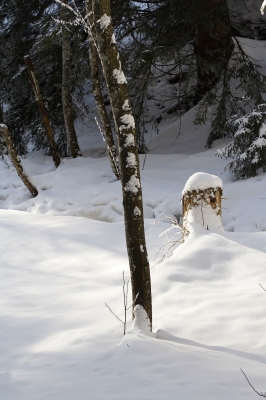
85, 0, 119, 179
24, 55, 61, 168
193, 0, 234, 104
94, 0, 152, 328
0, 110, 38, 197
61, 0, 82, 158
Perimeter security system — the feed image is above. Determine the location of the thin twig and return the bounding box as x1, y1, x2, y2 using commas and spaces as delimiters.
259, 283, 266, 292
105, 303, 124, 325
240, 369, 266, 397
126, 293, 139, 310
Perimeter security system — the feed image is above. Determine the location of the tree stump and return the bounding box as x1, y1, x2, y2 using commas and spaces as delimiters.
182, 172, 223, 239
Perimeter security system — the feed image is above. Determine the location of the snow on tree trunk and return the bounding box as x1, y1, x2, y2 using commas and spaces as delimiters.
94, 0, 152, 329
182, 172, 223, 238
85, 0, 119, 179
24, 56, 61, 168
61, 0, 82, 158
0, 122, 38, 197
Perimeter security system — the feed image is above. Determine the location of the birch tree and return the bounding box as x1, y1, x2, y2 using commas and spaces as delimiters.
93, 0, 152, 328
61, 0, 82, 158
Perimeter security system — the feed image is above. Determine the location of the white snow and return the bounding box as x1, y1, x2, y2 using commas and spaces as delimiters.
182, 172, 223, 194
112, 68, 127, 85
124, 133, 135, 147
126, 152, 136, 168
130, 305, 152, 334
97, 14, 111, 31
124, 173, 140, 194
134, 206, 141, 216
110, 33, 116, 44
122, 99, 130, 111
120, 114, 135, 130
261, 0, 266, 14
1, 36, 266, 400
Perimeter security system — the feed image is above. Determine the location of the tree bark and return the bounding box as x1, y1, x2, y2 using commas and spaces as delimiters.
0, 112, 38, 197
94, 0, 152, 328
85, 0, 119, 179
61, 0, 82, 158
193, 0, 234, 104
24, 55, 61, 168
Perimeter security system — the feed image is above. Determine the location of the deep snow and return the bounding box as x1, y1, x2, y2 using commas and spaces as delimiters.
1, 38, 266, 400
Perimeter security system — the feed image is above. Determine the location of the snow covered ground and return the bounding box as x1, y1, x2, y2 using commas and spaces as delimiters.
1, 40, 266, 400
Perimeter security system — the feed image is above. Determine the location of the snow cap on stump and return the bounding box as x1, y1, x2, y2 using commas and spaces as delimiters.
182, 172, 223, 236
182, 172, 222, 195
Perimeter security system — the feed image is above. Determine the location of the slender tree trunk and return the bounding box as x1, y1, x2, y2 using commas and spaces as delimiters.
61, 0, 82, 158
0, 110, 38, 197
193, 0, 233, 104
85, 0, 119, 179
94, 0, 152, 328
24, 55, 61, 168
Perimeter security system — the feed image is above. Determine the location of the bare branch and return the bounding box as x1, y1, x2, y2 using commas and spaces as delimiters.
259, 283, 266, 292
105, 303, 124, 325
240, 369, 266, 397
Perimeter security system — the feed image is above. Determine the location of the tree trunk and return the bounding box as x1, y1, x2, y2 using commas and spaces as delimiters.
85, 0, 119, 179
94, 0, 152, 328
61, 0, 82, 158
193, 0, 234, 105
0, 111, 38, 197
24, 55, 61, 168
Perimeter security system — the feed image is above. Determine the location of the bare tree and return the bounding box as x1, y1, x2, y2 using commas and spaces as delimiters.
93, 0, 152, 328
85, 0, 119, 179
61, 0, 82, 158
24, 55, 61, 168
0, 110, 38, 197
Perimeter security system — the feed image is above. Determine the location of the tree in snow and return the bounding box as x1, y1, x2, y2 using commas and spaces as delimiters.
84, 0, 119, 178
217, 104, 266, 179
24, 55, 61, 168
0, 109, 38, 197
0, 0, 88, 157
61, 0, 82, 158
93, 0, 152, 328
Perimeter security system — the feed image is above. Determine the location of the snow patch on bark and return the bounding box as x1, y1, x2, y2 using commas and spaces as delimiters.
261, 0, 266, 14
122, 100, 131, 111
134, 206, 141, 217
110, 33, 116, 44
126, 152, 137, 168
120, 114, 135, 130
132, 305, 151, 334
124, 134, 135, 148
124, 174, 140, 194
113, 69, 127, 84
98, 14, 111, 31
